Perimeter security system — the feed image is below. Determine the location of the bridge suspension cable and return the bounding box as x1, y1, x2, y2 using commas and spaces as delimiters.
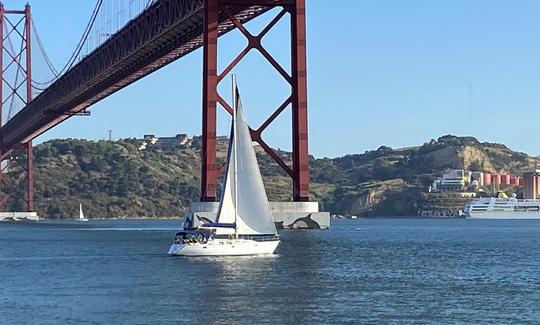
31, 19, 59, 79
1, 0, 155, 126
30, 0, 154, 91
30, 0, 104, 90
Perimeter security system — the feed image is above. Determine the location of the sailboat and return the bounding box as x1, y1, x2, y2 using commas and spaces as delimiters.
78, 203, 88, 222
168, 75, 280, 256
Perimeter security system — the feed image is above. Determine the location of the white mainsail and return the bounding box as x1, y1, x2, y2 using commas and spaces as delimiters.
214, 80, 277, 236
79, 203, 85, 220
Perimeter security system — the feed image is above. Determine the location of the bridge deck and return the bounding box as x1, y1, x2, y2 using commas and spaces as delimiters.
0, 0, 274, 156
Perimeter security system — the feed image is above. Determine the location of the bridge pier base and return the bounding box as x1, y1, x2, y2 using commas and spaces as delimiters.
186, 201, 330, 230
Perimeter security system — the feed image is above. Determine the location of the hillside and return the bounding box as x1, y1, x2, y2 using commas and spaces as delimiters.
1, 135, 538, 218
319, 135, 540, 216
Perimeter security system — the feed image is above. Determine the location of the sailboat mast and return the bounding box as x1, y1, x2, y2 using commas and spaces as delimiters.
232, 74, 239, 239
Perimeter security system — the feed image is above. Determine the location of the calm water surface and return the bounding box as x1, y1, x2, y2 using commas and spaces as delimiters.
1, 218, 539, 324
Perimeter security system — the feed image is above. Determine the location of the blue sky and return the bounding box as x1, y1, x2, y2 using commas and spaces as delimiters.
4, 0, 540, 158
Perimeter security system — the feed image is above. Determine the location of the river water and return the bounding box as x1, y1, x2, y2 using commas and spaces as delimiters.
1, 218, 539, 324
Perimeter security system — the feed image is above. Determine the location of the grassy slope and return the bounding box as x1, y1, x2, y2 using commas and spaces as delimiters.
2, 135, 538, 218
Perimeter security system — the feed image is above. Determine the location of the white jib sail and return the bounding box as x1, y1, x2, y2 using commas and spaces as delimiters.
214, 79, 277, 236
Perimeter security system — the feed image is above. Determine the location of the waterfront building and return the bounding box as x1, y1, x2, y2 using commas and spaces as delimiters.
217, 136, 229, 147
483, 173, 492, 186
439, 170, 469, 191
471, 171, 484, 186
432, 179, 440, 191
491, 174, 501, 185
523, 170, 540, 199
510, 176, 517, 186
140, 133, 192, 150
432, 170, 521, 193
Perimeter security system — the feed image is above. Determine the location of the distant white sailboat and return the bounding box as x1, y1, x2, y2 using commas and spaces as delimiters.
168, 75, 280, 256
78, 203, 88, 222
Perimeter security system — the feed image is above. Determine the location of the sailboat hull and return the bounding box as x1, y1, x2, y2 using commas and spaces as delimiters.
168, 238, 279, 256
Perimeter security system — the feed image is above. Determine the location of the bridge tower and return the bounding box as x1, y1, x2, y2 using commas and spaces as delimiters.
0, 3, 34, 212
201, 0, 309, 202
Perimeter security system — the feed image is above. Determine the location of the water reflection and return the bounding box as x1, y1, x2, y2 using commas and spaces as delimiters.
174, 230, 327, 324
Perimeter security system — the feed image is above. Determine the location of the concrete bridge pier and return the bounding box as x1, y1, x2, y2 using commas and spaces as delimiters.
187, 201, 330, 230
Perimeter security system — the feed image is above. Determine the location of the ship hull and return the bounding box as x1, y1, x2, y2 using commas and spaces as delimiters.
168, 238, 279, 256
465, 212, 540, 220
464, 197, 540, 220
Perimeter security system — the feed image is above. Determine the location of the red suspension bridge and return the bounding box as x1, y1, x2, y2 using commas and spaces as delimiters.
0, 0, 310, 213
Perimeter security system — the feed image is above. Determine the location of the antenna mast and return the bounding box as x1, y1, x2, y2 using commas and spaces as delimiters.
468, 83, 472, 136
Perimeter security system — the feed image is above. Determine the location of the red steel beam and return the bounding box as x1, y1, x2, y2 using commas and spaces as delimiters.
0, 3, 34, 211
4, 10, 24, 14
0, 3, 3, 200
0, 3, 3, 129
201, 0, 309, 201
201, 0, 220, 201
24, 3, 33, 211
290, 0, 309, 201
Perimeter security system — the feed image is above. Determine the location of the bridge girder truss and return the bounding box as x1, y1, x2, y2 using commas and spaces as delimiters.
0, 0, 271, 152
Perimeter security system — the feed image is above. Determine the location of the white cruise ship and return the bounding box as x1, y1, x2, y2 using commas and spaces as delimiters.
464, 196, 540, 219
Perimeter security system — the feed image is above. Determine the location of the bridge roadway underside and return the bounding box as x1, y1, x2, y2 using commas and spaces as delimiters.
0, 0, 288, 157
